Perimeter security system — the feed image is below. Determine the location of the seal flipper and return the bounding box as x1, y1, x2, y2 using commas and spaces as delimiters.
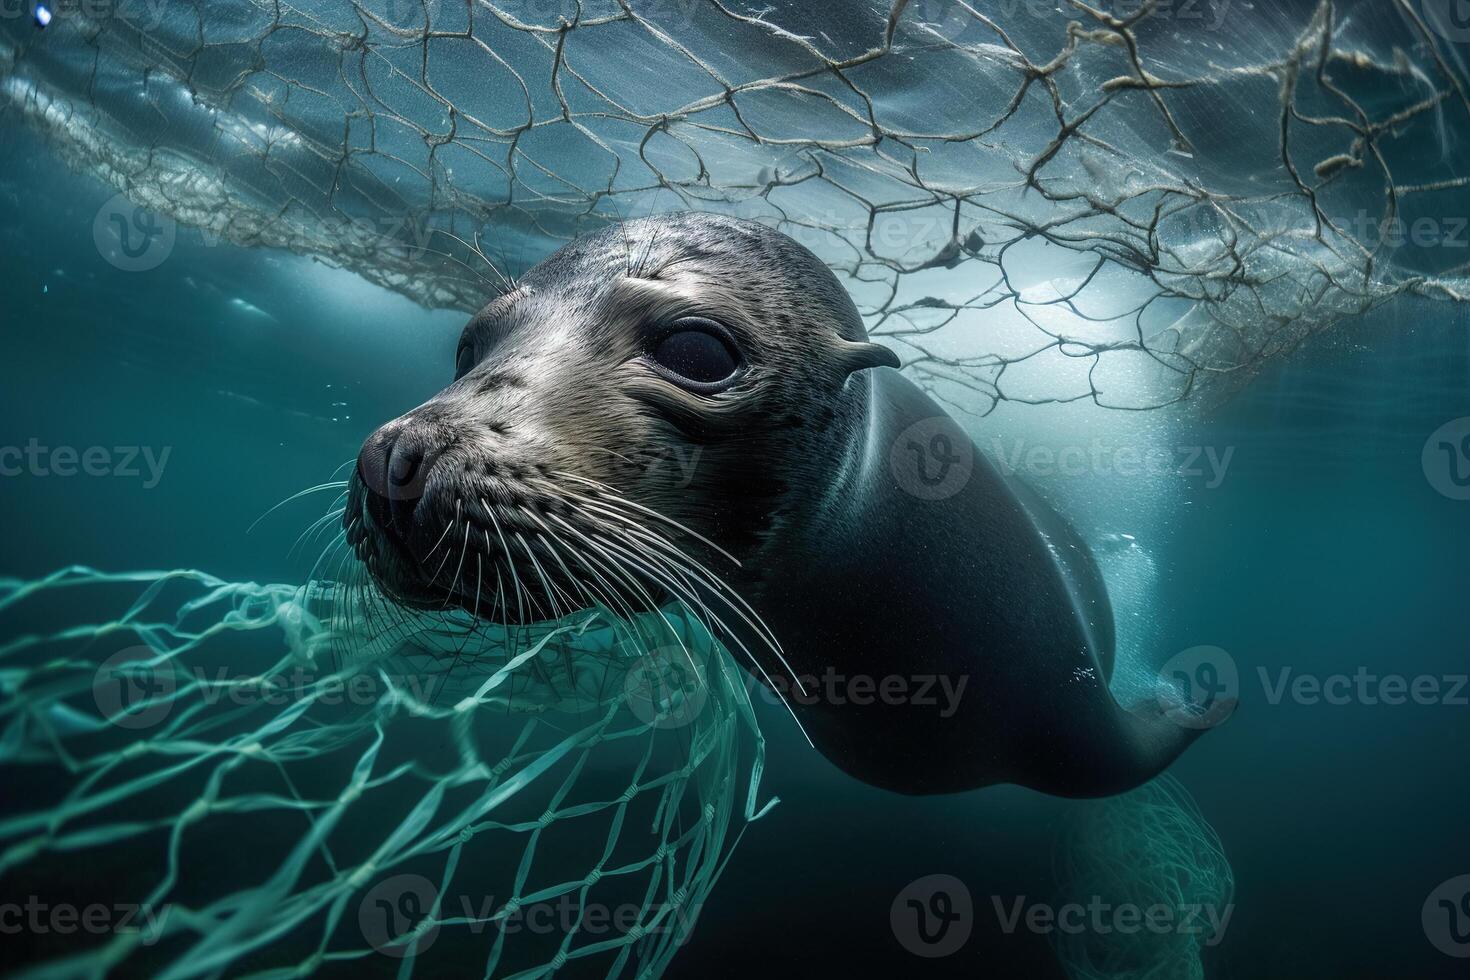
998, 473, 1211, 797
1022, 694, 1229, 799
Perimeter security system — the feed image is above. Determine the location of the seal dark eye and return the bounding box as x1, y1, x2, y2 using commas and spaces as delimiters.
649, 321, 740, 389
454, 343, 475, 381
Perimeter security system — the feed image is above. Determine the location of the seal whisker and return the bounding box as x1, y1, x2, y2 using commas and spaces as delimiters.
529, 526, 602, 618
552, 517, 703, 686
536, 515, 641, 632
442, 519, 472, 611
592, 510, 810, 714
435, 227, 515, 296
422, 518, 460, 571
248, 480, 350, 535
589, 529, 812, 741
585, 531, 709, 684
515, 531, 573, 622
289, 507, 348, 561
580, 493, 793, 673
548, 474, 741, 568
482, 500, 529, 627
427, 518, 461, 587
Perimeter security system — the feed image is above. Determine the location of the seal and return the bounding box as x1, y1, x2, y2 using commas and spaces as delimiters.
345, 212, 1216, 797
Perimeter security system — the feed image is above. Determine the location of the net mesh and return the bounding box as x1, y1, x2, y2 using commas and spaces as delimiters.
3, 0, 1468, 414
1051, 775, 1235, 980
0, 566, 772, 978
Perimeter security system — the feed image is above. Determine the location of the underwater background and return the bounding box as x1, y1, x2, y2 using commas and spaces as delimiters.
3, 1, 1470, 977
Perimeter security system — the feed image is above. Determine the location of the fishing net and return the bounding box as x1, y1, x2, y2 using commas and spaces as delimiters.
4, 0, 1469, 415
1051, 775, 1235, 980
0, 566, 773, 978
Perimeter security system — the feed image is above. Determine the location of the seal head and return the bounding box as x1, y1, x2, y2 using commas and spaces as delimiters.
346, 213, 894, 615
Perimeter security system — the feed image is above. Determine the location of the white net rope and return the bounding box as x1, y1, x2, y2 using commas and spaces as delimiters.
4, 0, 1468, 414
0, 567, 772, 978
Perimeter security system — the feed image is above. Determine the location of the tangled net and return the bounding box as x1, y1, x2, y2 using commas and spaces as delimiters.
4, 0, 1469, 415
1051, 775, 1235, 980
0, 566, 772, 977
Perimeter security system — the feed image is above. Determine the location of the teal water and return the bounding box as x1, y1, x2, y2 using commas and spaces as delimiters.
2, 122, 1469, 980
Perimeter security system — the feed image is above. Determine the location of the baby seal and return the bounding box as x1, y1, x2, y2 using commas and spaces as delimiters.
345, 212, 1214, 797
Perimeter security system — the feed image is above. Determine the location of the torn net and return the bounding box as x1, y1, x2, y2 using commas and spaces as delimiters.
3, 0, 1468, 415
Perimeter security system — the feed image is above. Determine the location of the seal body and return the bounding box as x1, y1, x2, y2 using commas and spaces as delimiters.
724, 367, 1200, 796
346, 212, 1211, 798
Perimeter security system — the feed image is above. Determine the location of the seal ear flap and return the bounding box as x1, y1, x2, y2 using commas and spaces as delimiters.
835, 340, 901, 376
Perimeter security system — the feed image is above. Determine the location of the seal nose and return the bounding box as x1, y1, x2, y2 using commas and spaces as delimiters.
356, 427, 442, 543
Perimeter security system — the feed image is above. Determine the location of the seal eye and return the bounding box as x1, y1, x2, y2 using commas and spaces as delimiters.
650, 322, 740, 389
454, 343, 475, 381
